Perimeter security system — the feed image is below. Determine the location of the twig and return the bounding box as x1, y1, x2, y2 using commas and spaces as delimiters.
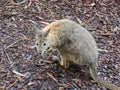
35, 16, 44, 20
75, 17, 85, 26
100, 33, 114, 36
5, 37, 22, 50
26, 0, 32, 7
71, 82, 80, 90
11, 0, 29, 5
47, 72, 59, 84
12, 70, 26, 77
2, 47, 13, 67
60, 83, 71, 88
75, 16, 92, 30
5, 35, 27, 50
40, 21, 49, 25
27, 81, 36, 86
12, 70, 31, 78
29, 20, 37, 25
30, 19, 49, 26
97, 49, 108, 53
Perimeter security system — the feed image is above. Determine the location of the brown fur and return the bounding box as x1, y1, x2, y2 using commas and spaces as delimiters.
34, 19, 120, 90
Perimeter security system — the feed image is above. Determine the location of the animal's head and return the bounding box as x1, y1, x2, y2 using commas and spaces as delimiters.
33, 25, 50, 55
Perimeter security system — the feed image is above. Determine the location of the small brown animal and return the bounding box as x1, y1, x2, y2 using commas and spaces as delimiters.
34, 19, 120, 90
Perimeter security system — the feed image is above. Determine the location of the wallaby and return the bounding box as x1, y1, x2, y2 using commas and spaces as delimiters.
34, 19, 120, 90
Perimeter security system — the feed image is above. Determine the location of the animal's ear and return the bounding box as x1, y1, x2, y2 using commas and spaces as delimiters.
42, 29, 50, 37
32, 24, 42, 38
36, 31, 42, 38
32, 24, 50, 37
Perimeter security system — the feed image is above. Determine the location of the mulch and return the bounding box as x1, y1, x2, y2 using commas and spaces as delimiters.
0, 0, 120, 90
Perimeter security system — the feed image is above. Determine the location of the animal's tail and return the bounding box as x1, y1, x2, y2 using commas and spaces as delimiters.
89, 63, 120, 90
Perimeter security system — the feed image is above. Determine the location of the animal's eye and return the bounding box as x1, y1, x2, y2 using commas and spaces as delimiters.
36, 43, 38, 46
43, 43, 46, 46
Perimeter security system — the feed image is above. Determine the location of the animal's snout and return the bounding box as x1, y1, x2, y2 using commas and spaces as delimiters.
38, 51, 42, 55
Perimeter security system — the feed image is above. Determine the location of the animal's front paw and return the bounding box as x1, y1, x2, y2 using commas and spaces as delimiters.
60, 60, 69, 68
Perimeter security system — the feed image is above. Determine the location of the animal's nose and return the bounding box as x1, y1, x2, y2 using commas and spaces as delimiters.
39, 51, 42, 55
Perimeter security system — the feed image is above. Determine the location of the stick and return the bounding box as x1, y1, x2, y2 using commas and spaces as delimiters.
75, 17, 85, 26
40, 21, 49, 25
47, 72, 59, 84
5, 35, 27, 50
97, 49, 108, 53
2, 47, 13, 66
71, 82, 80, 90
5, 38, 22, 49
11, 0, 29, 5
12, 70, 31, 78
100, 33, 113, 36
75, 16, 92, 30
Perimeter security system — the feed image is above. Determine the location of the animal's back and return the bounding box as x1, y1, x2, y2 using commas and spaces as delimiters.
44, 19, 98, 65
